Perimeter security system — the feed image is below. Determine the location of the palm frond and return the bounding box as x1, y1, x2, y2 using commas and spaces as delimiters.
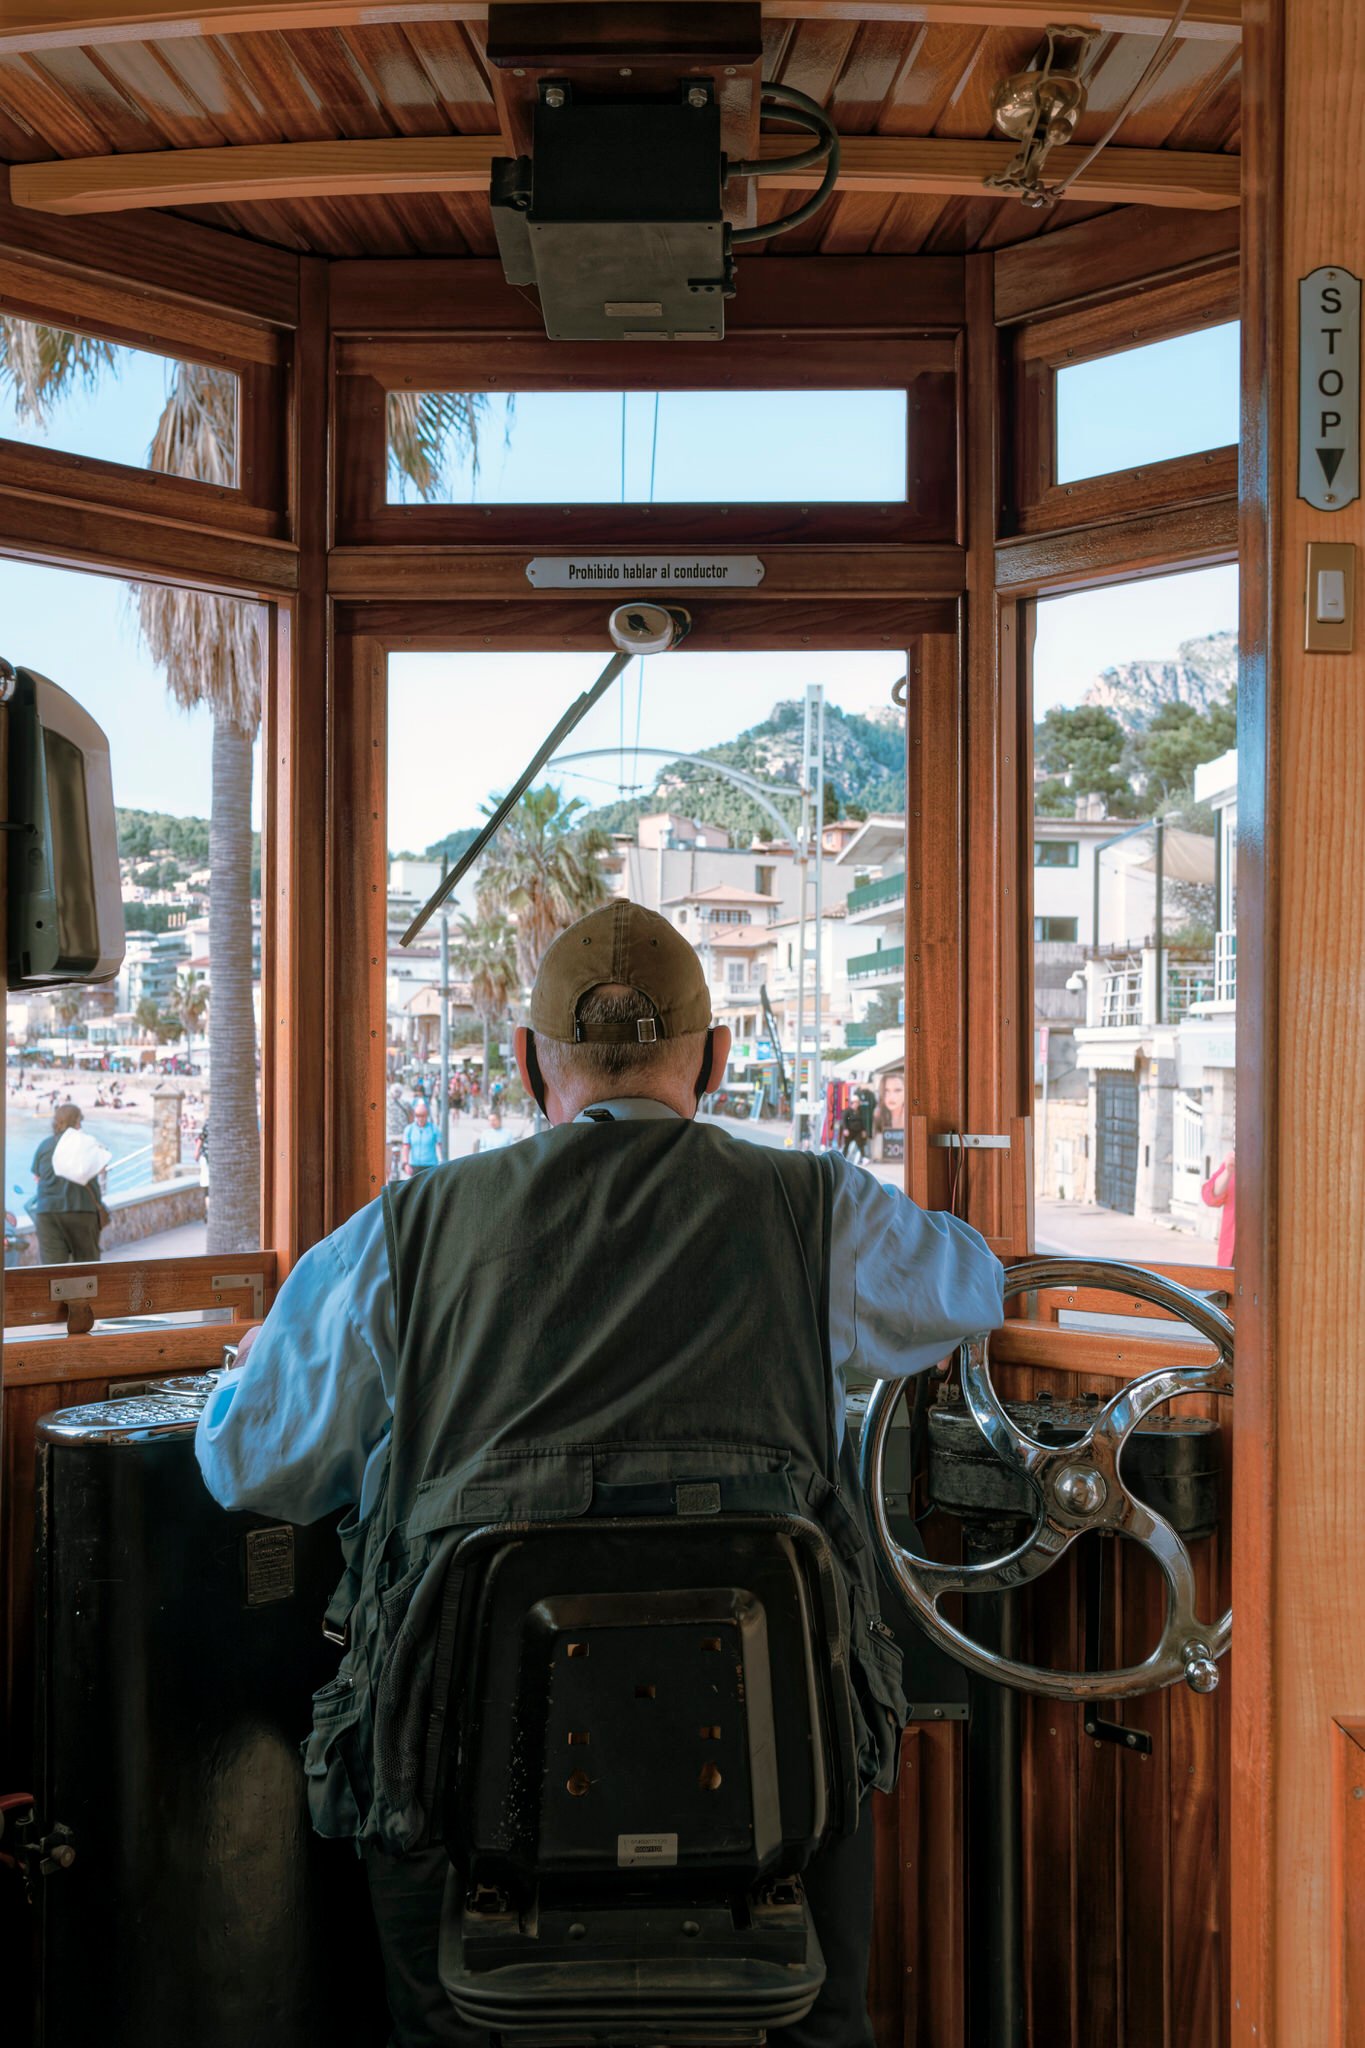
146, 356, 239, 486
0, 317, 119, 426
387, 389, 497, 502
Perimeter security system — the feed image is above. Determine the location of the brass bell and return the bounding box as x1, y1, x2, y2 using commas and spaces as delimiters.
993, 68, 1086, 148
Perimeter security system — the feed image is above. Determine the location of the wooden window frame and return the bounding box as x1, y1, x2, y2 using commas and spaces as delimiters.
0, 253, 291, 544
1005, 264, 1241, 541
333, 332, 960, 552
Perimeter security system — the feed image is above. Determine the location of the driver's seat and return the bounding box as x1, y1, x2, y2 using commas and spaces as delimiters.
432, 1513, 862, 2046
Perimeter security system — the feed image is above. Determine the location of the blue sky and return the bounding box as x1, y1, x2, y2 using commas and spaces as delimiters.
0, 319, 1239, 842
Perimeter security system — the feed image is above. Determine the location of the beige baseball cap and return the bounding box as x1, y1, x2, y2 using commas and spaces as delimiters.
529, 900, 712, 1044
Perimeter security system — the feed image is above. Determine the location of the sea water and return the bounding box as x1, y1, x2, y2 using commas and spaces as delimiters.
7, 1105, 155, 1224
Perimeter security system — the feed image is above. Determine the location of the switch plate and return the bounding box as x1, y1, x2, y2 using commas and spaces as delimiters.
1306, 540, 1356, 651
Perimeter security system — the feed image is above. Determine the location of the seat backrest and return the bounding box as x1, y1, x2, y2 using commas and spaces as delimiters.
440, 1514, 860, 1904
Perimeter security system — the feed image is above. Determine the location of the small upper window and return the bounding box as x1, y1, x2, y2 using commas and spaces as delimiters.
1035, 840, 1080, 868
386, 389, 907, 505
0, 315, 239, 485
1035, 916, 1079, 943
1055, 322, 1239, 485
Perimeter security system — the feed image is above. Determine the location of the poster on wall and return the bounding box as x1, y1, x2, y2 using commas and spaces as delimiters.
877, 1070, 905, 1164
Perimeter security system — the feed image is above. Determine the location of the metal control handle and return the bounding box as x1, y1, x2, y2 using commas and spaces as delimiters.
862, 1256, 1234, 1701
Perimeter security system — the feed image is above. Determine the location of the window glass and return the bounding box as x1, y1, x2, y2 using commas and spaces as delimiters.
1031, 565, 1238, 1266
1, 555, 263, 1283
385, 647, 906, 1170
386, 389, 907, 505
0, 315, 239, 485
1055, 321, 1239, 485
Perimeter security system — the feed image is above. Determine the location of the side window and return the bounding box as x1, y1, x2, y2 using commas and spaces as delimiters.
1055, 322, 1240, 484
1031, 565, 1238, 1263
1, 555, 264, 1272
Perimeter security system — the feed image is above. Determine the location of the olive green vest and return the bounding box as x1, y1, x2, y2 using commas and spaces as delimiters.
303, 1120, 906, 1847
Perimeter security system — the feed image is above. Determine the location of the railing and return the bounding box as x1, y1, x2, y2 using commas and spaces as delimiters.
1174, 1092, 1205, 1177
846, 870, 907, 915
1099, 963, 1143, 1027
1166, 964, 1215, 1023
1216, 928, 1237, 1003
1095, 955, 1216, 1029
848, 945, 905, 981
103, 1144, 155, 1198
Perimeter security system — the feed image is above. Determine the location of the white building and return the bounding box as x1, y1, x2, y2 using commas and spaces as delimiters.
834, 815, 906, 1000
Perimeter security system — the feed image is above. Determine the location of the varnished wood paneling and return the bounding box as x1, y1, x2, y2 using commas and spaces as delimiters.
266, 258, 331, 1269
1331, 1721, 1365, 2048
2, 1251, 274, 1328
0, 166, 298, 326
327, 633, 388, 1230
334, 593, 961, 645
995, 204, 1241, 324
329, 254, 968, 332
0, 3, 1247, 58
994, 496, 1237, 593
903, 635, 963, 1213
1235, 2, 1365, 2043
0, 483, 299, 594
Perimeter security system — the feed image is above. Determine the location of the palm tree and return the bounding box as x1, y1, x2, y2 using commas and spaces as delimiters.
452, 911, 519, 1090
387, 391, 490, 500
3, 314, 491, 1250
52, 987, 84, 1051
134, 995, 162, 1042
171, 968, 209, 1075
475, 786, 612, 987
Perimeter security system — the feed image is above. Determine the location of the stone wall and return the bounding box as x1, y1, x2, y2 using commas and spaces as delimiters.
11, 1177, 206, 1262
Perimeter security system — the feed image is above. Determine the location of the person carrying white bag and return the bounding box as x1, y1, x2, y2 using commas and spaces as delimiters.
31, 1103, 109, 1266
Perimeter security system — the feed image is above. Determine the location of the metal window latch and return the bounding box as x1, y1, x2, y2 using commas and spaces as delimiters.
929, 1133, 1012, 1151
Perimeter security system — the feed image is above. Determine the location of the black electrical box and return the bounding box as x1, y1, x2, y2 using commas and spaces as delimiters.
491, 87, 733, 341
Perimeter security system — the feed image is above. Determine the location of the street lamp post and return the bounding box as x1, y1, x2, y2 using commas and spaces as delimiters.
439, 904, 451, 1159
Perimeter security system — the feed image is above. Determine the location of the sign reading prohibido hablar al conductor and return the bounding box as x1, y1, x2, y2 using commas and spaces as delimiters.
1299, 267, 1361, 511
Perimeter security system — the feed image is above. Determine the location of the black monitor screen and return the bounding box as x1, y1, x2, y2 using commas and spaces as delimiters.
44, 727, 100, 973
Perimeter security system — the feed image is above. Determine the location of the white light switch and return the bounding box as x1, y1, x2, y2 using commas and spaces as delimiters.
1306, 542, 1356, 650
1318, 567, 1348, 621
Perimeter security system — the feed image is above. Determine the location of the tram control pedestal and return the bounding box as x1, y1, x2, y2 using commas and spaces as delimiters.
27, 1389, 386, 2048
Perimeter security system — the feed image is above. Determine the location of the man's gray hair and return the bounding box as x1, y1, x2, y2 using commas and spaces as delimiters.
535, 983, 707, 1091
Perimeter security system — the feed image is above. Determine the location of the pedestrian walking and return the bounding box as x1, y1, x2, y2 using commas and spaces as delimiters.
30, 1104, 106, 1266
401, 1097, 443, 1176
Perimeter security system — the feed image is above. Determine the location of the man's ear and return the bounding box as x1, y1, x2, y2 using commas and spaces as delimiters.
513, 1025, 534, 1096
704, 1025, 732, 1094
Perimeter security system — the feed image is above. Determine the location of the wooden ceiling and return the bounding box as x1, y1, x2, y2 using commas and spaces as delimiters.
0, 3, 1241, 260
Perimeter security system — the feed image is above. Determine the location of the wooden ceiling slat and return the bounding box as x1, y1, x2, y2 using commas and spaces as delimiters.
149, 33, 280, 143
0, 5, 1246, 56
86, 38, 235, 146
876, 23, 985, 131
0, 55, 125, 155
1104, 33, 1227, 148
19, 44, 163, 151
278, 26, 404, 138
339, 21, 454, 131
814, 187, 893, 252
772, 17, 862, 106
1162, 46, 1240, 151
822, 20, 928, 130
399, 20, 500, 132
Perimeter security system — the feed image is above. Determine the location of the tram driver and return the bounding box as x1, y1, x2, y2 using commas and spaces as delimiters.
195, 901, 1003, 2048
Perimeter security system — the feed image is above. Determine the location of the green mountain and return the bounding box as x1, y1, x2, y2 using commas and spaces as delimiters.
579, 699, 905, 847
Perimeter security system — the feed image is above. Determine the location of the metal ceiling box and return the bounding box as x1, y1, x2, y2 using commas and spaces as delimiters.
491, 88, 730, 342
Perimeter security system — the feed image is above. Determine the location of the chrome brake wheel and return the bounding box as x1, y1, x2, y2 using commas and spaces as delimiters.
863, 1257, 1234, 1700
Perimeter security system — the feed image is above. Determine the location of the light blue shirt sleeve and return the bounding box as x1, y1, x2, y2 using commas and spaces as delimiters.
826, 1153, 1004, 1380
194, 1198, 397, 1525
